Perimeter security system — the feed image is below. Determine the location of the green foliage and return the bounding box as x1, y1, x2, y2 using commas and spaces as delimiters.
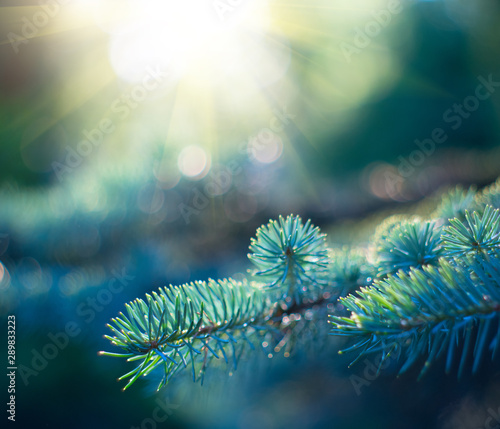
100, 278, 272, 390
432, 185, 478, 223
374, 218, 443, 277
328, 247, 374, 296
442, 206, 500, 257
331, 253, 500, 377
101, 180, 500, 390
332, 200, 500, 376
101, 216, 333, 390
248, 214, 329, 303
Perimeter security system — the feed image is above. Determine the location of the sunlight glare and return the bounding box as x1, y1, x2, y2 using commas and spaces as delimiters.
106, 0, 274, 84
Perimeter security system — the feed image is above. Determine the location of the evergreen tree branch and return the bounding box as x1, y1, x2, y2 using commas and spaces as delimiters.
330, 252, 500, 377
248, 214, 329, 306
100, 181, 500, 390
100, 278, 273, 390
442, 205, 500, 257
374, 218, 443, 277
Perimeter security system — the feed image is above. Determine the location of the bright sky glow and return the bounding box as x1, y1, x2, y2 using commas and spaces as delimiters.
102, 0, 280, 85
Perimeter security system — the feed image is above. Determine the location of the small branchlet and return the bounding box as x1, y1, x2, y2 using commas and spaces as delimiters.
100, 278, 271, 390
442, 205, 500, 257
374, 218, 443, 277
328, 247, 374, 296
248, 214, 329, 305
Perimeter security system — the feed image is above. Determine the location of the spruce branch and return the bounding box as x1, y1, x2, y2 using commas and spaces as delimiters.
101, 215, 335, 390
101, 185, 500, 391
328, 247, 374, 296
374, 218, 443, 277
330, 251, 500, 377
248, 214, 329, 305
441, 205, 500, 257
100, 278, 273, 390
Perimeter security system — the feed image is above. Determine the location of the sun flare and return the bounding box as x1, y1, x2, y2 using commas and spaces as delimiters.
94, 0, 278, 85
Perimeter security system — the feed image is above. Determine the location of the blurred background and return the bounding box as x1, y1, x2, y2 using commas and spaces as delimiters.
1, 0, 500, 427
